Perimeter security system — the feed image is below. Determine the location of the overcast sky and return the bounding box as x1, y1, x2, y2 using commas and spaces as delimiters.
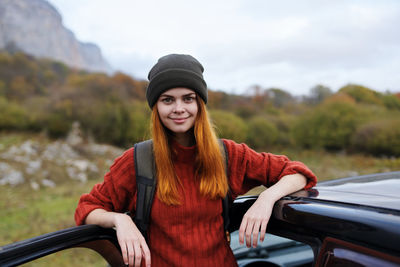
47, 0, 400, 96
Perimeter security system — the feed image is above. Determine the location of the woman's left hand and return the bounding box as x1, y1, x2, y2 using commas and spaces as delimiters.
238, 191, 275, 248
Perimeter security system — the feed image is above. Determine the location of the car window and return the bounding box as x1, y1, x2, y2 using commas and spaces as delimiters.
316, 237, 400, 267
230, 230, 314, 267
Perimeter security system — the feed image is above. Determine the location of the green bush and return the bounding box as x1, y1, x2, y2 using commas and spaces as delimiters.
246, 116, 278, 149
292, 101, 361, 150
210, 110, 248, 143
351, 119, 400, 156
85, 101, 130, 146
46, 112, 71, 138
339, 84, 383, 105
125, 101, 151, 145
381, 94, 400, 110
0, 97, 29, 130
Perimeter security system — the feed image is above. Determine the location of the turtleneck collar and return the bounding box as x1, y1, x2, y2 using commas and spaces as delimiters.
171, 139, 196, 163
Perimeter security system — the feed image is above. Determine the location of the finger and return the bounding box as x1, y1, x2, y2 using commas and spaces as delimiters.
239, 217, 248, 245
141, 241, 151, 267
245, 219, 254, 248
120, 242, 128, 266
126, 242, 135, 267
252, 220, 261, 248
133, 241, 142, 267
259, 219, 268, 242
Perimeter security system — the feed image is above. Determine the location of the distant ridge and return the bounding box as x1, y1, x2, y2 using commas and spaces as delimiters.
0, 0, 112, 73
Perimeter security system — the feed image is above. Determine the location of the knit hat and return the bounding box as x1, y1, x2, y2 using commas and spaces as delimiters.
146, 54, 208, 107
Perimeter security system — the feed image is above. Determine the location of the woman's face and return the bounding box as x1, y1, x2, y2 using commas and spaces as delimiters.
156, 87, 198, 135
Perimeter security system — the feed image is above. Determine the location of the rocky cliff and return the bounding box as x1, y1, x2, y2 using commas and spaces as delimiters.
0, 0, 112, 73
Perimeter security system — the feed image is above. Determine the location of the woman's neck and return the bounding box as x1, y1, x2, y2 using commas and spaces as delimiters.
173, 132, 195, 147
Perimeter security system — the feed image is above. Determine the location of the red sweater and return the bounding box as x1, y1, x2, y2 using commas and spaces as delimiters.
75, 139, 317, 267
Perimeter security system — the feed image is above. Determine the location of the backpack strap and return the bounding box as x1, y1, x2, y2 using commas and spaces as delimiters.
133, 140, 157, 239
219, 139, 232, 242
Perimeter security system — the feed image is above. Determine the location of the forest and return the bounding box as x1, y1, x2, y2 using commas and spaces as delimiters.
1, 51, 400, 156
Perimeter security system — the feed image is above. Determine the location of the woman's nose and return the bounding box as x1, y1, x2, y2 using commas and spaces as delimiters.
173, 100, 185, 113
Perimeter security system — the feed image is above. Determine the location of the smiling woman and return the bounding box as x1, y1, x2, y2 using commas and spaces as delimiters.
74, 54, 317, 267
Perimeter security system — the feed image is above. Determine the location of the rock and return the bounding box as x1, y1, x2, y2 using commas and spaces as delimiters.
0, 167, 25, 186
31, 181, 40, 190
87, 143, 123, 156
0, 0, 112, 73
66, 121, 84, 146
42, 141, 79, 162
42, 179, 55, 188
26, 160, 42, 175
0, 134, 122, 188
0, 162, 11, 172
20, 140, 39, 156
66, 166, 87, 183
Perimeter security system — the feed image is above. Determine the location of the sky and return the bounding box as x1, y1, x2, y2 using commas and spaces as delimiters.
46, 0, 400, 96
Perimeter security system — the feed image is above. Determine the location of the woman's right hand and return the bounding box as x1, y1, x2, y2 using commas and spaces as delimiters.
113, 213, 151, 267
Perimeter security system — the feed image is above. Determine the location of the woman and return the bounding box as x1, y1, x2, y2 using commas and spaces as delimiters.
75, 54, 317, 267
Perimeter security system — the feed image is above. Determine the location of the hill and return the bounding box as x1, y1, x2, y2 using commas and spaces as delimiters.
0, 0, 111, 73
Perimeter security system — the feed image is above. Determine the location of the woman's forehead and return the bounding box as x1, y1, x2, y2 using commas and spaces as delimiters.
161, 87, 196, 96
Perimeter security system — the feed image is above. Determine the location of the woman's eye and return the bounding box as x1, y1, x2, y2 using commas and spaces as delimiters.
162, 97, 173, 103
184, 96, 195, 102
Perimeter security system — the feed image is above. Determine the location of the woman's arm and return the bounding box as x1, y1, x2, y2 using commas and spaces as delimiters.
85, 209, 151, 267
238, 173, 307, 248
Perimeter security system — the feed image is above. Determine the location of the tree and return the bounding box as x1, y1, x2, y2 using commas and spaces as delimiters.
266, 88, 293, 108
309, 84, 332, 104
339, 84, 382, 105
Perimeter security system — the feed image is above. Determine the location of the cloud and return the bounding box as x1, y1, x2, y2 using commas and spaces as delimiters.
48, 0, 400, 95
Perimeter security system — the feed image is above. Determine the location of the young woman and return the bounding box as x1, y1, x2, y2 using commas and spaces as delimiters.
75, 54, 317, 267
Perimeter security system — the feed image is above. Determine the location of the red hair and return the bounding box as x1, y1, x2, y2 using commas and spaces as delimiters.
151, 99, 228, 205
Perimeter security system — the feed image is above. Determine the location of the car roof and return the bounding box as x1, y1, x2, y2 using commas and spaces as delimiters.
300, 171, 400, 211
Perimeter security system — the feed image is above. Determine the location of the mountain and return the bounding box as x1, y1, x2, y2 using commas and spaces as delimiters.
0, 0, 112, 73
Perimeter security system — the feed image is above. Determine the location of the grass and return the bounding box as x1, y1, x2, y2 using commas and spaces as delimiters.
275, 148, 400, 181
1, 133, 400, 265
0, 181, 107, 266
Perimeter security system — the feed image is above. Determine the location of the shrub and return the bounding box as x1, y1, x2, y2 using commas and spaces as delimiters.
292, 101, 361, 150
210, 110, 248, 143
246, 116, 278, 149
0, 97, 29, 130
381, 94, 400, 110
351, 119, 400, 156
125, 101, 151, 146
46, 112, 71, 138
339, 84, 383, 105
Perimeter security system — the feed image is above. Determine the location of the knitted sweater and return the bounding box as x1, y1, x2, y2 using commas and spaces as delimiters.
75, 139, 317, 267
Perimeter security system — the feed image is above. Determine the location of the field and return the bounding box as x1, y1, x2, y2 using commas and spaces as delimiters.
1, 133, 399, 266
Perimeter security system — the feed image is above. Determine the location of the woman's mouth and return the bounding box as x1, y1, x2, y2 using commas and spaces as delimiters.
171, 117, 188, 124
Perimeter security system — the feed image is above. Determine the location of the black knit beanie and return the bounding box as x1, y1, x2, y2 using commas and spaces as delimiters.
146, 54, 208, 107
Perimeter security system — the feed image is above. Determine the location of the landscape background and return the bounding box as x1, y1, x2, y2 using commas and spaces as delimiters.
1, 0, 400, 266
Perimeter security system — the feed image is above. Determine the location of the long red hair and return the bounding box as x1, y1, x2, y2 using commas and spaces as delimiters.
151, 98, 228, 205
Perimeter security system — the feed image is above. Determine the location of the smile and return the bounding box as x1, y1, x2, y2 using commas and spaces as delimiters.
170, 117, 189, 124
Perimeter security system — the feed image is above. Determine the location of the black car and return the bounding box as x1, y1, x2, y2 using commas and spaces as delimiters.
1, 172, 400, 266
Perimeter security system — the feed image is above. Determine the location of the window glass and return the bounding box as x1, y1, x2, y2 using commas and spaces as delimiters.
230, 230, 314, 267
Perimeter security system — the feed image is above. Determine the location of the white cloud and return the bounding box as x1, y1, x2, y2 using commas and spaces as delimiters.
47, 0, 400, 95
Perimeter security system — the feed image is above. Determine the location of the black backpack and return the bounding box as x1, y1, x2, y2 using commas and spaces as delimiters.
132, 139, 231, 242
